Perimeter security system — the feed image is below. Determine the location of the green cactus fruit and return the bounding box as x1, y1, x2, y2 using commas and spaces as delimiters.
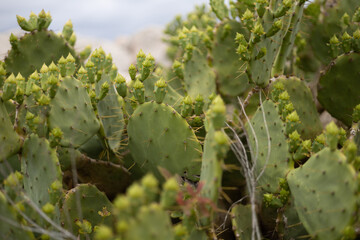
154, 78, 167, 104
61, 184, 113, 238
246, 100, 292, 192
172, 60, 184, 79
212, 20, 250, 97
49, 77, 100, 147
318, 52, 360, 126
181, 95, 193, 117
21, 134, 63, 207
85, 60, 96, 83
266, 19, 283, 38
94, 225, 113, 240
2, 74, 17, 101
287, 148, 358, 240
62, 19, 73, 41
133, 79, 145, 104
207, 95, 226, 130
37, 9, 52, 31
329, 35, 341, 58
285, 111, 300, 135
114, 74, 127, 98
160, 178, 179, 209
194, 94, 204, 116
325, 121, 339, 151
342, 32, 352, 53
293, 139, 312, 162
65, 53, 76, 76
0, 99, 21, 161
312, 133, 325, 153
127, 102, 202, 181
288, 130, 301, 153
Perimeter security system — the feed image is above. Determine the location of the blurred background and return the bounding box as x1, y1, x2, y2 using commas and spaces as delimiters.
0, 0, 208, 76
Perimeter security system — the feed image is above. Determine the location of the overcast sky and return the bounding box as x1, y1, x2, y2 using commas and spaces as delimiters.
0, 0, 208, 39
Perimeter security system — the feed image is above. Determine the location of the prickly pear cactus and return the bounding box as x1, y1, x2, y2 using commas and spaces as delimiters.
5, 11, 78, 78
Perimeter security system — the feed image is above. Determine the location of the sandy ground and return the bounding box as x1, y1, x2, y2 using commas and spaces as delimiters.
0, 26, 170, 80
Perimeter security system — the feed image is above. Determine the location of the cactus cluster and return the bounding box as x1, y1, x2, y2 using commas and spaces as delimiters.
1, 1, 360, 239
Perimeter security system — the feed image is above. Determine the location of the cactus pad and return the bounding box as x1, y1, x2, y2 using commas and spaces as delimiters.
246, 100, 291, 192
0, 99, 21, 161
21, 134, 62, 207
318, 52, 360, 126
287, 148, 358, 240
127, 102, 202, 181
212, 20, 250, 97
49, 77, 100, 148
271, 76, 322, 139
5, 31, 77, 78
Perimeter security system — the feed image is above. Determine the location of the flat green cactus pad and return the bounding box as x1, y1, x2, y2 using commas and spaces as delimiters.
126, 204, 175, 240
318, 52, 360, 126
212, 20, 250, 97
127, 102, 202, 181
184, 49, 216, 101
270, 76, 322, 139
0, 99, 21, 161
246, 100, 291, 192
49, 77, 100, 148
61, 184, 113, 238
5, 31, 77, 78
231, 204, 252, 240
21, 134, 62, 207
96, 74, 125, 152
287, 148, 358, 240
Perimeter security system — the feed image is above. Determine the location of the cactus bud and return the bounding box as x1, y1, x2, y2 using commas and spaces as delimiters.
160, 178, 179, 208
274, 0, 292, 18
154, 78, 167, 104
42, 202, 55, 215
293, 139, 312, 162
98, 81, 109, 101
285, 111, 300, 135
17, 15, 34, 31
114, 74, 127, 98
341, 13, 350, 28
325, 121, 339, 151
172, 60, 184, 79
85, 60, 95, 83
194, 94, 204, 116
136, 49, 147, 71
80, 45, 92, 61
252, 22, 265, 44
235, 33, 247, 46
62, 19, 73, 41
114, 196, 130, 211
342, 32, 352, 53
133, 79, 145, 104
266, 19, 283, 38
288, 130, 301, 153
353, 8, 360, 22
2, 74, 17, 101
128, 64, 137, 81
242, 9, 254, 31
94, 225, 113, 240
181, 95, 193, 117
65, 53, 76, 76
9, 33, 18, 49
329, 35, 341, 58
69, 32, 76, 47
